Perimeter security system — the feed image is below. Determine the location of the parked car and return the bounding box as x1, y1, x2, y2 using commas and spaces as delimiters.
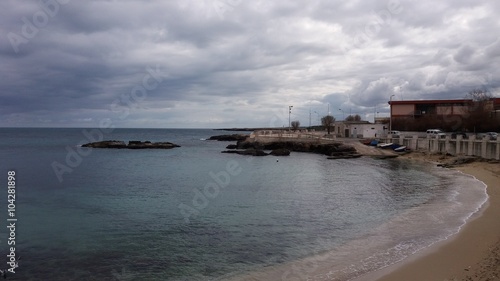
451, 131, 467, 139
387, 130, 401, 137
484, 132, 498, 140
426, 129, 446, 138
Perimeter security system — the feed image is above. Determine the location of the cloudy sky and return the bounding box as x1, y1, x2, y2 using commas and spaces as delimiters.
1, 0, 500, 128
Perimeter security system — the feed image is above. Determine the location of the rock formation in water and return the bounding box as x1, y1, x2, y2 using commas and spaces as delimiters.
208, 134, 249, 141
82, 140, 180, 149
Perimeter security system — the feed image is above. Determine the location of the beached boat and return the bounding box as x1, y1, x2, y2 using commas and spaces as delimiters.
378, 143, 393, 149
394, 146, 407, 152
360, 139, 372, 145
389, 143, 401, 150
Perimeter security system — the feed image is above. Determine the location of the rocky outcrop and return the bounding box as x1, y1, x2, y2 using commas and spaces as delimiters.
221, 149, 268, 156
221, 139, 360, 158
437, 156, 478, 168
235, 140, 357, 157
82, 140, 180, 149
208, 134, 249, 141
127, 141, 181, 149
226, 144, 238, 149
327, 153, 362, 159
221, 148, 291, 157
270, 148, 291, 156
82, 140, 127, 148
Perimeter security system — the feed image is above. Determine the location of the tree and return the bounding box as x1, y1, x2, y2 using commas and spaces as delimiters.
321, 115, 335, 134
345, 114, 362, 121
467, 88, 491, 102
291, 120, 300, 131
462, 89, 498, 132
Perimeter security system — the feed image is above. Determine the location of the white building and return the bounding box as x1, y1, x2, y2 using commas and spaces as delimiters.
335, 121, 387, 138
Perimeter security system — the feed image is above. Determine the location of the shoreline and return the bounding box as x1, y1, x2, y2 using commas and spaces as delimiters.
222, 152, 498, 281
354, 153, 500, 281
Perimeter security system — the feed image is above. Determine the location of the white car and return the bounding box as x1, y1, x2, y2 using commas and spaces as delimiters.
426, 129, 446, 138
484, 132, 498, 140
388, 130, 401, 137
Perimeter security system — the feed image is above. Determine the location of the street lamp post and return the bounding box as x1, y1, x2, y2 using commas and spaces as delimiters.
309, 109, 311, 128
338, 108, 345, 120
288, 105, 293, 131
389, 95, 395, 132
314, 111, 320, 126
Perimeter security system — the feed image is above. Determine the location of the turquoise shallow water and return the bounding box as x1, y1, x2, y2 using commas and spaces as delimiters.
0, 128, 487, 280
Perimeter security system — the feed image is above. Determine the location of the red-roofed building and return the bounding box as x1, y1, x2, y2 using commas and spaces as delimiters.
388, 98, 500, 131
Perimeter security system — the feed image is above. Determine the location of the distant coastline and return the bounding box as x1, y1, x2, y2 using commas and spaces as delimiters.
215, 127, 275, 132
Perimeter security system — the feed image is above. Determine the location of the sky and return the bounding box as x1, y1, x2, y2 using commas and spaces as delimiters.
1, 0, 500, 128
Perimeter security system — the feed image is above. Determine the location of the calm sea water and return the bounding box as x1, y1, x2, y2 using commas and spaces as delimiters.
0, 128, 487, 280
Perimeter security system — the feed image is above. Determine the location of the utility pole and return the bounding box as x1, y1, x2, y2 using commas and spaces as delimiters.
309, 109, 311, 127
288, 105, 293, 131
389, 95, 395, 132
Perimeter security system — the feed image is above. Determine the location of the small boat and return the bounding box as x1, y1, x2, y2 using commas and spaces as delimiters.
369, 140, 379, 146
360, 139, 372, 145
389, 143, 401, 150
378, 143, 393, 149
394, 146, 407, 152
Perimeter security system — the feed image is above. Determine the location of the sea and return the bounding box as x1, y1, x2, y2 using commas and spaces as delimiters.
0, 128, 488, 281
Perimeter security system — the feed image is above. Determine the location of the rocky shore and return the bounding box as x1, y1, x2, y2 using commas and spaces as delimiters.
401, 151, 500, 167
208, 134, 249, 141
82, 140, 180, 149
221, 137, 361, 158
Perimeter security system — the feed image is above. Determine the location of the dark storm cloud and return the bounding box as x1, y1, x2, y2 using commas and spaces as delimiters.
1, 0, 499, 127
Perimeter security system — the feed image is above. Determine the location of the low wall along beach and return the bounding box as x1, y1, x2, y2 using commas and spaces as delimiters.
380, 135, 500, 160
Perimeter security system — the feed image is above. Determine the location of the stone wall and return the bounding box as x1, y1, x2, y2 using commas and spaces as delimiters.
381, 135, 500, 160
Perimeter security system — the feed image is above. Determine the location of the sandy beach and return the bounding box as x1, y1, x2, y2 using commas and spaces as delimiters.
355, 153, 500, 281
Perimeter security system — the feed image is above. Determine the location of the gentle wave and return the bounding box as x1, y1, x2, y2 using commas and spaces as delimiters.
221, 163, 488, 281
